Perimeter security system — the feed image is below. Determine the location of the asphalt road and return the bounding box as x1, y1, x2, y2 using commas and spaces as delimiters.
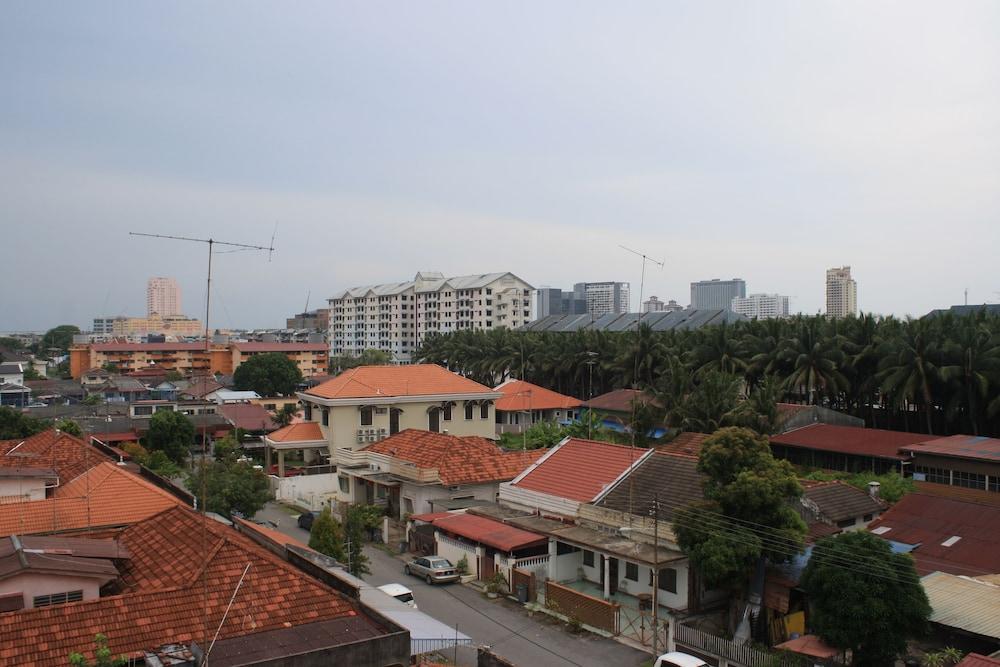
255, 503, 651, 667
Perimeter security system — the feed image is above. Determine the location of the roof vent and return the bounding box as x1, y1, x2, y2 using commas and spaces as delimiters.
871, 526, 892, 535
941, 535, 961, 547
867, 481, 881, 499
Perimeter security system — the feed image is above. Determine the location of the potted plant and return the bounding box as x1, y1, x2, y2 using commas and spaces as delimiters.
485, 571, 508, 599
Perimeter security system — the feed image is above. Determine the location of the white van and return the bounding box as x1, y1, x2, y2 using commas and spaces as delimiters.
653, 653, 708, 667
377, 583, 417, 609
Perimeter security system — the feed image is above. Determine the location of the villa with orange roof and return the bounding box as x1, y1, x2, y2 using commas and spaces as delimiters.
493, 379, 581, 435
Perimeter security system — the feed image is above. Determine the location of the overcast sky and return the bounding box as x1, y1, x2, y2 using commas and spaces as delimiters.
2, 2, 999, 332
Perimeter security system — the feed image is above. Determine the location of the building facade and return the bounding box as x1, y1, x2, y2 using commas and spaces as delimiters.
535, 288, 588, 319
146, 277, 181, 317
642, 296, 682, 313
286, 308, 331, 331
573, 282, 630, 317
826, 266, 857, 318
690, 278, 746, 310
329, 271, 533, 363
731, 293, 790, 319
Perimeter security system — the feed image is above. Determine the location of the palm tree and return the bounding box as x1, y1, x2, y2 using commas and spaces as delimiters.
940, 315, 1000, 435
877, 318, 942, 434
779, 320, 850, 406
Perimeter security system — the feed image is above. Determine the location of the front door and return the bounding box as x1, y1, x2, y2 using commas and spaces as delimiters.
390, 408, 400, 435
608, 558, 619, 595
428, 408, 440, 433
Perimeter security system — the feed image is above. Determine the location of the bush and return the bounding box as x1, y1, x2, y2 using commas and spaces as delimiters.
456, 554, 469, 576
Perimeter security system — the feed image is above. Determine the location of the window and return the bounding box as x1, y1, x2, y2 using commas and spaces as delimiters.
133, 406, 153, 416
836, 518, 856, 529
338, 476, 350, 493
322, 409, 329, 426
304, 403, 313, 421
657, 568, 677, 593
625, 562, 638, 582
443, 405, 452, 421
481, 402, 489, 419
863, 513, 874, 522
954, 470, 986, 490
556, 541, 579, 556
913, 465, 949, 485
361, 407, 373, 426
583, 550, 595, 567
33, 590, 83, 608
264, 403, 276, 411
990, 476, 999, 493
465, 402, 474, 420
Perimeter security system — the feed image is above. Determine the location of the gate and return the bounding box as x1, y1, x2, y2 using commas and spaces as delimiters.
409, 523, 435, 555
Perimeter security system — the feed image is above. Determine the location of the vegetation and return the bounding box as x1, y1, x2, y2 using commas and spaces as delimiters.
673, 428, 806, 590
121, 442, 182, 478
800, 531, 930, 666
344, 505, 376, 577
37, 324, 81, 356
329, 349, 392, 374
23, 365, 43, 380
456, 554, 469, 575
143, 410, 195, 464
186, 443, 271, 519
308, 507, 346, 561
801, 469, 916, 503
68, 633, 126, 667
233, 352, 303, 396
272, 403, 299, 427
0, 406, 50, 439
922, 648, 964, 667
415, 311, 1000, 437
55, 419, 84, 437
0, 336, 25, 353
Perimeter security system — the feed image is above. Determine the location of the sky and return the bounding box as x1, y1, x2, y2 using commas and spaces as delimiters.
2, 2, 999, 331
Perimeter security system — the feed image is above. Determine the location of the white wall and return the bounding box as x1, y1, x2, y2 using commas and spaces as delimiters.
434, 531, 479, 576
613, 561, 688, 611
400, 481, 498, 518
270, 473, 338, 510
0, 478, 47, 502
551, 550, 584, 582
498, 483, 581, 518
0, 573, 102, 609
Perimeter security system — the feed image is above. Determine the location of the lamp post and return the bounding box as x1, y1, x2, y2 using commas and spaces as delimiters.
585, 352, 598, 439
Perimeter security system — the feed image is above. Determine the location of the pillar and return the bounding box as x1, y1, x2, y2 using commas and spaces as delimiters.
547, 538, 557, 581
264, 442, 272, 472
278, 450, 285, 478
476, 545, 485, 579
603, 554, 611, 600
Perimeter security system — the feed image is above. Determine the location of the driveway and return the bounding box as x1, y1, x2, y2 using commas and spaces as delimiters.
254, 503, 651, 667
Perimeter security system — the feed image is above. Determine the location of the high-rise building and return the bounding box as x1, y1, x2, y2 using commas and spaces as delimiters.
329, 271, 534, 363
573, 282, 630, 317
146, 277, 181, 317
826, 266, 857, 318
535, 288, 588, 319
690, 278, 746, 310
642, 296, 683, 313
731, 293, 790, 319
92, 317, 116, 335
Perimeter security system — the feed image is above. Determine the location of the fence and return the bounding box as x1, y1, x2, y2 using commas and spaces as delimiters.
544, 580, 619, 635
674, 624, 803, 667
511, 568, 537, 603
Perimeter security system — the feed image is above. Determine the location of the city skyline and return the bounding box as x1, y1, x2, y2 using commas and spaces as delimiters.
3, 3, 999, 331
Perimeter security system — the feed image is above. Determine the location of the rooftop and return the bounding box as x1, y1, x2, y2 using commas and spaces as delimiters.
217, 403, 277, 431
921, 571, 1000, 641
801, 480, 884, 523
903, 434, 1000, 463
956, 655, 1000, 667
494, 379, 581, 412
429, 513, 547, 552
596, 450, 704, 521
580, 388, 661, 414
0, 428, 117, 484
770, 424, 937, 461
266, 421, 325, 443
363, 429, 541, 485
654, 432, 710, 457
510, 437, 652, 503
304, 364, 496, 400
230, 342, 328, 352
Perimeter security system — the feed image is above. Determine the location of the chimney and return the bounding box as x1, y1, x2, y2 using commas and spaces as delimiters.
867, 481, 881, 499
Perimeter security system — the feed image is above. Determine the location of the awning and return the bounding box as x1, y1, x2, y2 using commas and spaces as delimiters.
358, 585, 472, 656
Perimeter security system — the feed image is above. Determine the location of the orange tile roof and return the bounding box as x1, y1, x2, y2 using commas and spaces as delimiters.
654, 432, 710, 457
511, 438, 652, 503
0, 428, 117, 484
494, 379, 581, 412
363, 429, 542, 485
0, 506, 378, 665
430, 513, 547, 552
233, 516, 309, 550
304, 364, 494, 400
267, 421, 325, 443
0, 462, 185, 538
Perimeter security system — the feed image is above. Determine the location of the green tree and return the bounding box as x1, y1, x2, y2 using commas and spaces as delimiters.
308, 507, 346, 561
233, 352, 303, 396
329, 348, 393, 374
23, 365, 43, 380
800, 531, 930, 666
0, 336, 24, 352
121, 442, 182, 478
345, 505, 375, 577
55, 419, 84, 437
273, 403, 299, 427
0, 406, 50, 439
38, 324, 81, 356
187, 457, 271, 519
144, 410, 195, 464
68, 633, 126, 667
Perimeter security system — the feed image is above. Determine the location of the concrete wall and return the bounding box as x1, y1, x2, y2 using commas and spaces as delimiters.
400, 481, 498, 517
271, 473, 338, 510
435, 532, 479, 577
0, 573, 102, 609
551, 549, 584, 582
498, 483, 581, 517
0, 478, 47, 502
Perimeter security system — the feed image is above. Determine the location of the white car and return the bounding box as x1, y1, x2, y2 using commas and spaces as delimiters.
377, 583, 417, 609
653, 653, 708, 667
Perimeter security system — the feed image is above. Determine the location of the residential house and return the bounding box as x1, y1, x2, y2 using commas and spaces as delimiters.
493, 379, 581, 434
0, 362, 30, 408
217, 403, 278, 436
903, 435, 1000, 494
579, 388, 666, 438
797, 480, 885, 538
921, 571, 1000, 656
336, 429, 541, 518
769, 424, 937, 474
0, 429, 119, 503
212, 389, 262, 404
86, 376, 150, 403
297, 364, 501, 467
0, 362, 24, 386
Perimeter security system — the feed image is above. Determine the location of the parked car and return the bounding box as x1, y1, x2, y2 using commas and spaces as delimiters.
378, 583, 417, 609
297, 511, 319, 531
404, 555, 461, 585
653, 653, 707, 667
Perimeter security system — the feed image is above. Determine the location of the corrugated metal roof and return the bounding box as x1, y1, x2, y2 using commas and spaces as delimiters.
922, 571, 1000, 640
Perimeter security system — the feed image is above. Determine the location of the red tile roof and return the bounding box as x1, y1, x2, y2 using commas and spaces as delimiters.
90, 342, 209, 352
0, 428, 116, 484
305, 364, 494, 400
904, 434, 1000, 463
0, 462, 185, 538
0, 506, 378, 665
511, 438, 652, 503
231, 342, 329, 352
408, 511, 455, 523
580, 388, 661, 413
494, 380, 580, 412
655, 432, 709, 457
363, 429, 541, 485
218, 403, 278, 431
867, 493, 1000, 577
430, 513, 547, 552
770, 424, 937, 461
957, 655, 1000, 667
233, 516, 309, 550
267, 421, 325, 443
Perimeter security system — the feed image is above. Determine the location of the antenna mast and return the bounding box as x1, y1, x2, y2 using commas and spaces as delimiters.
619, 244, 664, 325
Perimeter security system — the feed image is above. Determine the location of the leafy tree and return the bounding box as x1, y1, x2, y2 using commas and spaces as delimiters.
308, 507, 346, 561
144, 410, 195, 464
273, 403, 299, 427
121, 442, 181, 478
344, 505, 374, 577
186, 457, 271, 519
55, 419, 84, 437
329, 349, 393, 374
212, 434, 241, 462
0, 336, 24, 352
164, 370, 184, 382
0, 406, 50, 439
38, 324, 81, 356
68, 633, 126, 667
23, 365, 43, 380
233, 352, 303, 396
800, 531, 930, 666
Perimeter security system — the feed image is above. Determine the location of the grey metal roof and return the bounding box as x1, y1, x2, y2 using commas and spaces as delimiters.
522, 309, 746, 333
0, 363, 23, 374
922, 571, 1000, 640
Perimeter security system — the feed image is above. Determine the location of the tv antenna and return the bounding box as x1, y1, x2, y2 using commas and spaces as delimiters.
619, 245, 664, 324
129, 232, 276, 350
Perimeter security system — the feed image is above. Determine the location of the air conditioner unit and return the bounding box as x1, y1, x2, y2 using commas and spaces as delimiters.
377, 428, 386, 434
367, 435, 376, 442
356, 435, 365, 443
357, 429, 364, 436
448, 486, 461, 492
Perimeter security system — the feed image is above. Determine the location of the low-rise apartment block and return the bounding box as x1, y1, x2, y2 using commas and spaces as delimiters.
731, 293, 790, 319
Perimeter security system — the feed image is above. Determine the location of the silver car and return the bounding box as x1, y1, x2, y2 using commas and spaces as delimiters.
404, 555, 461, 585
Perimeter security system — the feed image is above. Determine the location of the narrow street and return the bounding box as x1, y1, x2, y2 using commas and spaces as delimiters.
255, 503, 651, 667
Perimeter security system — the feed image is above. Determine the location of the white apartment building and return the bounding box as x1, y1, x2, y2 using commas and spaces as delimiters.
826, 266, 857, 318
731, 293, 790, 319
574, 282, 630, 317
146, 277, 181, 317
329, 272, 534, 362
642, 296, 683, 313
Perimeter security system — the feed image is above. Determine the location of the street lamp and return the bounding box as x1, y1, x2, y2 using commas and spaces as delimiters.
585, 352, 598, 439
